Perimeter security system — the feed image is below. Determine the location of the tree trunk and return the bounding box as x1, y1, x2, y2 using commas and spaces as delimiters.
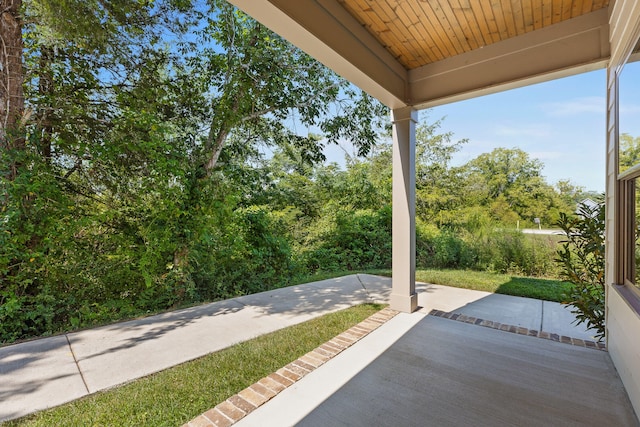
1, 0, 25, 179
37, 45, 54, 162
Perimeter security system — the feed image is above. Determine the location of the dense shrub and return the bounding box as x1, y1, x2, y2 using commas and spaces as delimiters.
470, 229, 560, 277
556, 202, 605, 340
302, 206, 392, 272
416, 223, 475, 269
416, 223, 559, 277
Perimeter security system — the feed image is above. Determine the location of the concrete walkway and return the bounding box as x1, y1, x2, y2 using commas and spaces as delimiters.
0, 274, 599, 422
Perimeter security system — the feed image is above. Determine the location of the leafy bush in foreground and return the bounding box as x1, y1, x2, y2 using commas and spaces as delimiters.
555, 201, 605, 340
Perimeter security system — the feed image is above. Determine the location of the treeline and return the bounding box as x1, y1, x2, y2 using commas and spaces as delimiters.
0, 1, 595, 343
1, 114, 594, 342
0, 0, 387, 343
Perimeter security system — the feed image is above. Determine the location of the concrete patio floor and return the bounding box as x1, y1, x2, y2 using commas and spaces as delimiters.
235, 309, 638, 427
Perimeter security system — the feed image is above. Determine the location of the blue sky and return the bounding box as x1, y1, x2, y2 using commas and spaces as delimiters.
431, 69, 608, 192
325, 62, 640, 193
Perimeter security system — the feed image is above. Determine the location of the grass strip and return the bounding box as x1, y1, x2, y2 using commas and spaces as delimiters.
7, 303, 384, 427
368, 268, 571, 303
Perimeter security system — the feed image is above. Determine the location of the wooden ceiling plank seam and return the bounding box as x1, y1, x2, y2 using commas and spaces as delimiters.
344, 0, 395, 56
323, 0, 413, 76
385, 0, 440, 65
350, 0, 416, 66
458, 0, 489, 48
435, 0, 472, 54
583, 0, 595, 14
369, 0, 424, 66
522, 0, 535, 32
479, 1, 502, 43
433, 0, 473, 53
491, 0, 512, 40
532, 0, 544, 30
448, 0, 483, 50
468, 0, 495, 45
561, 0, 573, 21
571, 0, 583, 17
551, 0, 563, 24
389, 0, 437, 65
411, 0, 463, 57
332, 0, 407, 65
592, 0, 607, 11
500, 0, 519, 38
511, 0, 526, 36
543, 0, 553, 26
399, 0, 451, 62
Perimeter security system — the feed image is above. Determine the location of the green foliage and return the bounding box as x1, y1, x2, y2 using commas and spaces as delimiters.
416, 224, 474, 269
0, 0, 389, 344
555, 201, 605, 340
415, 223, 560, 277
1, 0, 591, 345
303, 206, 392, 272
471, 229, 560, 277
463, 148, 570, 226
619, 133, 640, 174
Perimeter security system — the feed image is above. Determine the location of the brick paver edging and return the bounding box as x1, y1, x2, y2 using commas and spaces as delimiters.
182, 307, 399, 427
428, 309, 606, 351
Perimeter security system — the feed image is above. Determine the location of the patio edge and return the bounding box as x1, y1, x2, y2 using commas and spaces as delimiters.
182, 307, 399, 427
428, 309, 607, 350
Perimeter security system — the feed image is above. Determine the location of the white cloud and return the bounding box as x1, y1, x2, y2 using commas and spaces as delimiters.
543, 96, 605, 116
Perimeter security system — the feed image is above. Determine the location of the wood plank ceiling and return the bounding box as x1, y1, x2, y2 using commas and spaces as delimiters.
338, 0, 610, 69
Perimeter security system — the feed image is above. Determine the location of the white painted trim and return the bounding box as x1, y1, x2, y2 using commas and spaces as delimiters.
409, 9, 610, 108
610, 0, 640, 69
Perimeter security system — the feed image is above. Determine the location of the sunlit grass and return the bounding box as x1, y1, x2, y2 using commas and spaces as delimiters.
369, 268, 570, 303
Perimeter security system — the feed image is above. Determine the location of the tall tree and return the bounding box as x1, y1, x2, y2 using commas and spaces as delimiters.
463, 147, 564, 225
619, 133, 640, 173
0, 0, 25, 179
0, 0, 389, 343
164, 0, 388, 277
414, 118, 467, 226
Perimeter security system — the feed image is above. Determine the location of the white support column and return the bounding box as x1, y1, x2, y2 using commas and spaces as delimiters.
390, 107, 418, 313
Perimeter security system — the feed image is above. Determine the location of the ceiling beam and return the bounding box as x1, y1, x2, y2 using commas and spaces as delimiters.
408, 9, 611, 109
228, 0, 409, 109
228, 1, 611, 110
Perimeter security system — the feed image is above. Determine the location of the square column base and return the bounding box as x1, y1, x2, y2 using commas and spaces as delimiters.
390, 293, 418, 313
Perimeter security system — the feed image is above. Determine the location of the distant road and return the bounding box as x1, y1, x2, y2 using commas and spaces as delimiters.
520, 228, 565, 235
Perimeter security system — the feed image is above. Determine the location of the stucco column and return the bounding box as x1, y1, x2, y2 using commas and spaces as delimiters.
390, 107, 418, 313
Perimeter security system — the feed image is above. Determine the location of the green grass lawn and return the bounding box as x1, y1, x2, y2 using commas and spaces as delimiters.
7, 304, 383, 427
367, 268, 570, 303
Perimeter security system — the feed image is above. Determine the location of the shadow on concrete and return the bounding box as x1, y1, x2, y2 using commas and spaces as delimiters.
0, 335, 86, 422
69, 299, 246, 362
232, 275, 373, 317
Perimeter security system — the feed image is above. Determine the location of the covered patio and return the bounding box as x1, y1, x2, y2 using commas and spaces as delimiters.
234, 308, 636, 426
229, 0, 640, 420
